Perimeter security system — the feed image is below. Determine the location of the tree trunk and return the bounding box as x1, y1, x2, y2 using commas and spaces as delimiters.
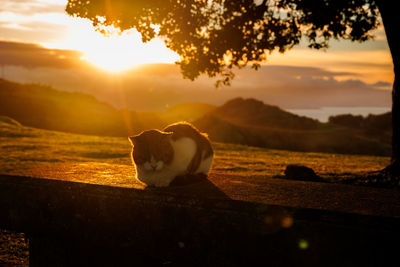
376, 0, 400, 177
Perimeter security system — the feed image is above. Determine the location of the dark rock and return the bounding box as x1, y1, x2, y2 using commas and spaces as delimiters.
284, 164, 323, 182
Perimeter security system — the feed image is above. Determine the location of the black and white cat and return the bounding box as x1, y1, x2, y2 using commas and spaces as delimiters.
129, 122, 213, 187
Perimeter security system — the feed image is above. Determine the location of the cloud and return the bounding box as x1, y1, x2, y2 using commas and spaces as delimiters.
2, 64, 391, 111
0, 0, 68, 44
0, 0, 64, 16
0, 41, 86, 69
0, 41, 391, 111
0, 21, 69, 44
372, 81, 392, 90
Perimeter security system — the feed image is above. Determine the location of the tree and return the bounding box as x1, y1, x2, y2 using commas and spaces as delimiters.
66, 0, 399, 181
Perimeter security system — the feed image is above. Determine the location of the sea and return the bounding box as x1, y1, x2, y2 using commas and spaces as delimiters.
287, 107, 391, 123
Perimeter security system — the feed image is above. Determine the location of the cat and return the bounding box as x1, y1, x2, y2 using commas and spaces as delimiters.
129, 122, 214, 187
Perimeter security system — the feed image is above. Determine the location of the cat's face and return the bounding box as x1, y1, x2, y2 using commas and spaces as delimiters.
129, 130, 174, 172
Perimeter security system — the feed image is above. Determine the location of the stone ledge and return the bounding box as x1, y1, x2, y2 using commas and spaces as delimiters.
1, 163, 400, 266
8, 162, 400, 217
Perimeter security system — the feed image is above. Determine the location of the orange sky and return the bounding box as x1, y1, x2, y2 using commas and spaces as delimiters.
0, 0, 395, 117
0, 0, 393, 82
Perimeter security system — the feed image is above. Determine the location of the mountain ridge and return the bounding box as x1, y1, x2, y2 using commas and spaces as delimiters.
0, 79, 391, 156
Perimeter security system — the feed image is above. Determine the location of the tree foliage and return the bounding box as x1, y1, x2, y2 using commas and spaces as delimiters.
66, 0, 379, 85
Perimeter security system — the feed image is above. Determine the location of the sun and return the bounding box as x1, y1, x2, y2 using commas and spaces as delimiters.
80, 28, 180, 72
44, 17, 179, 72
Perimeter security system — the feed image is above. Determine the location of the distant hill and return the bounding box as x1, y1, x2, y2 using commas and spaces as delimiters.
207, 98, 320, 129
194, 98, 391, 156
161, 103, 216, 124
329, 112, 391, 130
0, 116, 29, 138
0, 116, 21, 127
327, 112, 392, 148
0, 79, 213, 137
0, 79, 391, 156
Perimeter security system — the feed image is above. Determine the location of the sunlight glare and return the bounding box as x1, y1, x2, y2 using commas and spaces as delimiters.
44, 16, 179, 72
80, 29, 179, 72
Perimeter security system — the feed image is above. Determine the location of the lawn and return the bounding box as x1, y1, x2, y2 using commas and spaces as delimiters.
0, 116, 390, 183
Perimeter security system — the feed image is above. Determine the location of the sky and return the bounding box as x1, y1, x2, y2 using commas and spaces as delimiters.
0, 0, 395, 119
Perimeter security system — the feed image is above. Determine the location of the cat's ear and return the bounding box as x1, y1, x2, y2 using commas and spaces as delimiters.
128, 136, 137, 146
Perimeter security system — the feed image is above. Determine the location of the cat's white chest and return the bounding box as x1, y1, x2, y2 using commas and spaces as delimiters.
168, 137, 197, 173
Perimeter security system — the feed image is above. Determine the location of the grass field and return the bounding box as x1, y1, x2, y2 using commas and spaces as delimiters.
0, 116, 390, 183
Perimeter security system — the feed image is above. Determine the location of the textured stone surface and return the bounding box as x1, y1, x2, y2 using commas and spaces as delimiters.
10, 162, 400, 217
1, 163, 400, 266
